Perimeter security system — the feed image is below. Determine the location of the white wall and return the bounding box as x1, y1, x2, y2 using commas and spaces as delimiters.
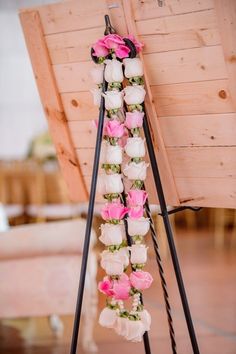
0, 0, 58, 159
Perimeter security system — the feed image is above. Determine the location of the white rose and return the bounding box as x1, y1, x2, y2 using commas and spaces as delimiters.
90, 88, 102, 106
125, 319, 145, 342
123, 85, 146, 105
99, 223, 125, 246
100, 250, 124, 275
115, 316, 129, 336
90, 64, 104, 85
105, 144, 123, 164
140, 309, 151, 332
125, 137, 145, 158
117, 247, 129, 268
105, 59, 124, 83
130, 244, 148, 264
98, 173, 124, 194
99, 307, 117, 328
123, 161, 149, 181
123, 58, 143, 78
127, 217, 150, 236
103, 90, 123, 110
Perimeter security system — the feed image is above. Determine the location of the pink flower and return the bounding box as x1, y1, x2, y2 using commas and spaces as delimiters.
126, 34, 144, 53
101, 202, 129, 221
92, 39, 109, 57
125, 112, 144, 129
128, 206, 144, 219
130, 271, 153, 290
115, 45, 130, 59
127, 190, 148, 207
98, 276, 114, 296
104, 120, 125, 138
113, 273, 131, 300
103, 34, 125, 50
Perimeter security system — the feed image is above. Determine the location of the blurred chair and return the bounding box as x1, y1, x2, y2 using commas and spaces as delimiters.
212, 208, 236, 248
0, 219, 98, 352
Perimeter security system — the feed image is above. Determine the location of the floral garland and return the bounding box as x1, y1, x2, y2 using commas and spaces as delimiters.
90, 33, 153, 342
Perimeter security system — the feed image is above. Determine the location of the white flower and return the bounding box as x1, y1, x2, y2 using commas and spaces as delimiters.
123, 58, 143, 78
99, 223, 125, 246
99, 307, 117, 328
125, 319, 145, 342
98, 173, 123, 194
127, 217, 150, 236
123, 85, 146, 105
90, 65, 104, 85
90, 88, 102, 106
105, 144, 123, 164
105, 59, 124, 83
130, 244, 148, 264
123, 161, 149, 181
140, 309, 151, 332
103, 90, 123, 110
117, 247, 129, 268
125, 137, 145, 158
100, 250, 124, 275
115, 316, 129, 336
100, 141, 108, 164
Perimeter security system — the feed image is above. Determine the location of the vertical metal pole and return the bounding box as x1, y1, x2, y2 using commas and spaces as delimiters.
70, 74, 107, 354
142, 106, 200, 354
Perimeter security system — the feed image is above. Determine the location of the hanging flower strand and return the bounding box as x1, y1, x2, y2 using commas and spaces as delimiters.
90, 32, 153, 342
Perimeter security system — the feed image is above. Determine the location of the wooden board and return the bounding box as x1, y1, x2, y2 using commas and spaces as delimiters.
19, 0, 236, 208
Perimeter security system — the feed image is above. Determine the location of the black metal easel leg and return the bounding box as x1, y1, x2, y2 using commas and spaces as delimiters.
69, 76, 107, 354
142, 106, 200, 354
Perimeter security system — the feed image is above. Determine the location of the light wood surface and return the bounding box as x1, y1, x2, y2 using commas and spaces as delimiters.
19, 0, 236, 208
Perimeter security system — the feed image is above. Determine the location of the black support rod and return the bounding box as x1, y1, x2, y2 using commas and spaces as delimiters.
142, 106, 200, 354
69, 73, 107, 354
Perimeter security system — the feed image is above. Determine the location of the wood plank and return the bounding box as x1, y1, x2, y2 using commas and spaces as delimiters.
19, 10, 88, 202
68, 121, 96, 148
152, 80, 235, 116
46, 27, 103, 65
122, 0, 180, 205
160, 113, 236, 147
37, 0, 128, 35
132, 0, 214, 21
144, 46, 227, 86
215, 0, 236, 111
137, 9, 220, 54
176, 177, 236, 208
61, 92, 98, 121
167, 147, 236, 178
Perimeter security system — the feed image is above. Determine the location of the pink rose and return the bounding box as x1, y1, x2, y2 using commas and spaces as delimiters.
103, 34, 124, 49
113, 273, 131, 300
101, 202, 129, 221
130, 271, 153, 290
125, 112, 144, 129
98, 276, 114, 296
126, 34, 144, 53
104, 120, 125, 138
128, 190, 148, 207
115, 45, 130, 59
92, 39, 109, 57
128, 206, 144, 219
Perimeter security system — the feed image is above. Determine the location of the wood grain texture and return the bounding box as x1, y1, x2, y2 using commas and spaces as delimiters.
176, 177, 236, 208
132, 0, 214, 21
137, 9, 220, 54
61, 92, 98, 121
144, 46, 227, 86
152, 80, 234, 116
214, 0, 236, 111
167, 147, 236, 178
160, 113, 236, 147
68, 121, 96, 148
19, 10, 88, 202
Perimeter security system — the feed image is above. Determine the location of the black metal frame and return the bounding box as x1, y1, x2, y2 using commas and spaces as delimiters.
70, 15, 200, 354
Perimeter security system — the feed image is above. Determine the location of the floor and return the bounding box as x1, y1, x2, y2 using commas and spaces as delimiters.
0, 228, 236, 354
